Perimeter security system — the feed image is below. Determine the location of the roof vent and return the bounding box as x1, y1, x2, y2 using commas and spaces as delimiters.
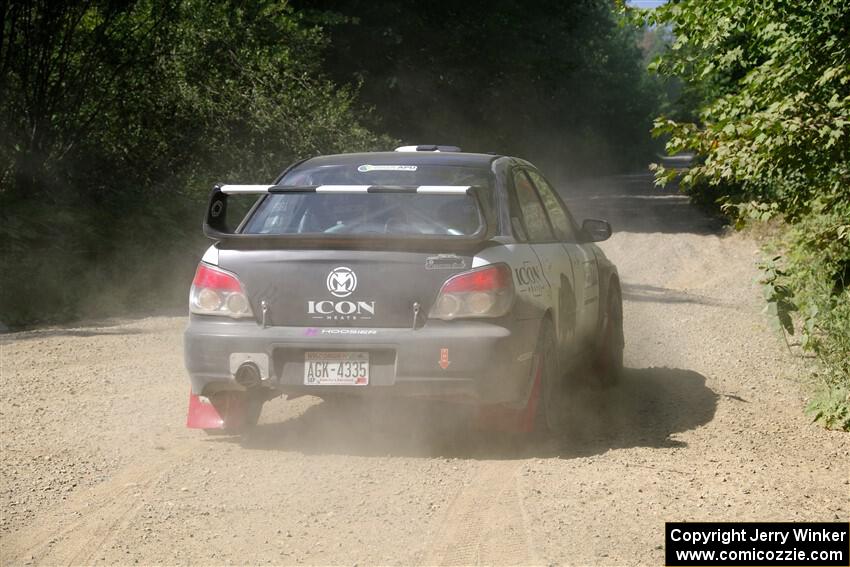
394, 145, 462, 153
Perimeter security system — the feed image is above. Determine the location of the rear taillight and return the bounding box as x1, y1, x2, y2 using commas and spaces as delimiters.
429, 263, 514, 320
190, 263, 254, 318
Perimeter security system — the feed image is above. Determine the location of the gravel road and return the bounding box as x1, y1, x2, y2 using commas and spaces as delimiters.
2, 174, 848, 566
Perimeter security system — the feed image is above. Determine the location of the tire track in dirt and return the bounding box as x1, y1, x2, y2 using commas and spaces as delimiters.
4, 445, 190, 565
420, 460, 540, 566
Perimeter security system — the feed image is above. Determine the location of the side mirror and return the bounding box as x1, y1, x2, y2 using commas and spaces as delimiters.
581, 218, 612, 242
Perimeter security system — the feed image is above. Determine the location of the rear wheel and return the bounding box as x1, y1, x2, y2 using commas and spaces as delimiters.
474, 322, 561, 436
532, 322, 561, 434
242, 393, 264, 429
596, 283, 624, 386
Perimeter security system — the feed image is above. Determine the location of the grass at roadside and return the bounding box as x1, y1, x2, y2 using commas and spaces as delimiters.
745, 211, 850, 432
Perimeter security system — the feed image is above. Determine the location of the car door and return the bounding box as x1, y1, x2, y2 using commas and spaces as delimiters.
510, 167, 579, 355
526, 169, 600, 345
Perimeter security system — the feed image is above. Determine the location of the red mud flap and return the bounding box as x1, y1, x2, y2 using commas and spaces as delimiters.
187, 393, 225, 429
186, 391, 254, 430
473, 356, 542, 433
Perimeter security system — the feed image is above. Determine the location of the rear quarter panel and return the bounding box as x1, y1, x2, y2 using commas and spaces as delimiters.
473, 244, 550, 322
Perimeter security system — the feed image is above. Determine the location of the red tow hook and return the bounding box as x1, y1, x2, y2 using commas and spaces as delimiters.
186, 392, 224, 429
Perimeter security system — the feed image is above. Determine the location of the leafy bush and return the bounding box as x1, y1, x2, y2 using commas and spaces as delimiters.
643, 0, 850, 429
780, 201, 850, 430
0, 0, 391, 326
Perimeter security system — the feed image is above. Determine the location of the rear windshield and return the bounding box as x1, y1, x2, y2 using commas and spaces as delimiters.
242, 164, 491, 237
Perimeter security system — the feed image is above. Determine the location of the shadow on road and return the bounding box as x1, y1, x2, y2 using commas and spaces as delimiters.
1, 326, 148, 342
560, 174, 726, 235
225, 366, 717, 460
1, 306, 191, 340
622, 283, 730, 308
557, 367, 718, 457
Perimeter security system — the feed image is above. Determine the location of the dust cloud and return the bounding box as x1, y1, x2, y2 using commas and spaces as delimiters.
4, 174, 848, 566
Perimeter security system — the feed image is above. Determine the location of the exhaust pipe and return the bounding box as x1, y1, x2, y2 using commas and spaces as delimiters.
234, 362, 262, 389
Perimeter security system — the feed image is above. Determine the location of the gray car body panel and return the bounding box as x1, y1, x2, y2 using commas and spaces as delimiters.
184, 316, 539, 404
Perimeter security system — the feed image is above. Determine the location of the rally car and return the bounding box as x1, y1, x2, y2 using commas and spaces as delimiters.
184, 145, 623, 433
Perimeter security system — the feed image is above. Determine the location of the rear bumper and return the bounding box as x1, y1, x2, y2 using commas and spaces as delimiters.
183, 316, 539, 405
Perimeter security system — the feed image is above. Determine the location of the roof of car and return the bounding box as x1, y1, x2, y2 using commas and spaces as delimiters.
295, 151, 504, 169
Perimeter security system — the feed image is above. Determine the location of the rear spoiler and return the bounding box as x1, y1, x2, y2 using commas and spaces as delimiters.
216, 184, 473, 195
203, 184, 492, 249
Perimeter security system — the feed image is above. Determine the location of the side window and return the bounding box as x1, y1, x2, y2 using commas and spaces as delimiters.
512, 169, 554, 242
527, 170, 579, 242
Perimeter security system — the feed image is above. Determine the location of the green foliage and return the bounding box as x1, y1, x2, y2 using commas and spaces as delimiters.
648, 0, 849, 216
781, 200, 850, 427
806, 385, 850, 432
0, 0, 390, 325
646, 0, 850, 429
758, 256, 796, 336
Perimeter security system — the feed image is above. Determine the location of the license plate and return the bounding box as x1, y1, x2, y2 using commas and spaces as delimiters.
304, 352, 369, 385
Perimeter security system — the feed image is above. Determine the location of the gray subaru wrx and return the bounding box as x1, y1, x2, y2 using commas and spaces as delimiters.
184, 146, 623, 433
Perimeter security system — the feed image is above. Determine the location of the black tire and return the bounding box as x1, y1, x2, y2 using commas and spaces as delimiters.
596, 283, 624, 386
532, 322, 561, 434
242, 393, 264, 429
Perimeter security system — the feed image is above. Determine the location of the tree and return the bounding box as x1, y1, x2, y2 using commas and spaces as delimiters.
297, 0, 661, 174
0, 0, 389, 324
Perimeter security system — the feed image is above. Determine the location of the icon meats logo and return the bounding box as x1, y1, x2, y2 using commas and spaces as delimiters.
515, 262, 545, 297
327, 266, 357, 298
308, 267, 376, 320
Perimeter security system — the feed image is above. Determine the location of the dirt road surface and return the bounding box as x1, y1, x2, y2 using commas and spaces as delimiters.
2, 174, 848, 566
